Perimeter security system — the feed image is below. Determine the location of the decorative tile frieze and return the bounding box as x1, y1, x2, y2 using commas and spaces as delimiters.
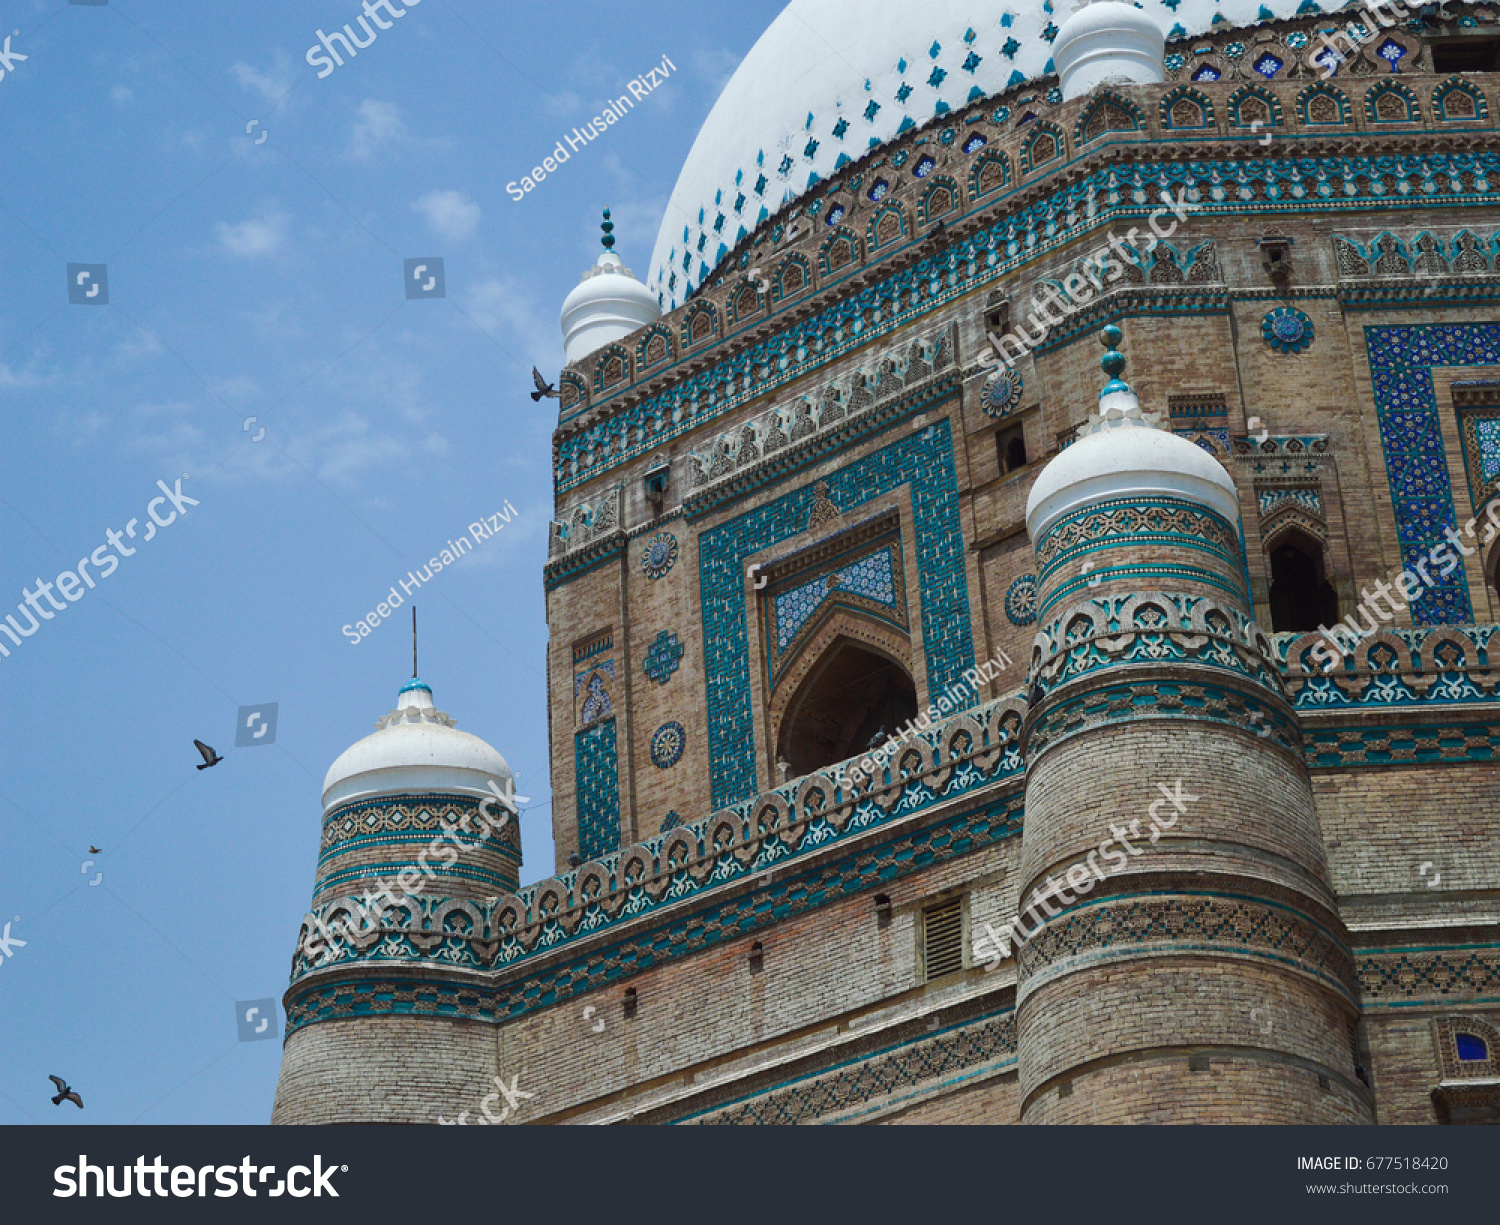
1029, 593, 1285, 705
683, 1007, 1017, 1124
556, 150, 1500, 497
1018, 892, 1359, 1002
1357, 944, 1500, 1007
287, 696, 1026, 990
1033, 496, 1240, 578
285, 785, 1027, 1034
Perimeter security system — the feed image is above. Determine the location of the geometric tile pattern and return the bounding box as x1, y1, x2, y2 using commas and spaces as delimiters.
1302, 721, 1500, 769
1363, 323, 1499, 625
1357, 945, 1500, 1008
685, 1008, 1017, 1124
575, 719, 620, 860
699, 418, 974, 809
774, 545, 898, 651
1018, 893, 1357, 999
642, 630, 685, 684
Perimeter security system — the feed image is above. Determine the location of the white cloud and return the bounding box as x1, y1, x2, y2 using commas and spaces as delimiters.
542, 89, 582, 117
216, 212, 290, 258
460, 277, 564, 374
412, 190, 480, 241
0, 361, 53, 389
347, 99, 408, 161
231, 53, 298, 110
692, 47, 742, 100
112, 327, 164, 360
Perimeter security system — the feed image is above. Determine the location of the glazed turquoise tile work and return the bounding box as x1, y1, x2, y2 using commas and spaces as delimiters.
697, 419, 974, 809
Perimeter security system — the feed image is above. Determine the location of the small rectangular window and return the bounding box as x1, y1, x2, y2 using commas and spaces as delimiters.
997, 424, 1027, 475
1432, 38, 1500, 74
923, 896, 964, 981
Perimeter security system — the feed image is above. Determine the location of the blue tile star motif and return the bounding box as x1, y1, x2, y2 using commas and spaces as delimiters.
642, 531, 679, 580
650, 721, 687, 770
1363, 323, 1500, 625
1262, 306, 1314, 353
774, 550, 898, 651
643, 630, 686, 685
1005, 575, 1039, 627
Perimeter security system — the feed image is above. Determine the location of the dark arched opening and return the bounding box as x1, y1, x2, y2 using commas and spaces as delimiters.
1268, 531, 1339, 632
777, 640, 918, 779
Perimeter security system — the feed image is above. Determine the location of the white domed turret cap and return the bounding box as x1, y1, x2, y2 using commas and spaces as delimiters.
561, 209, 662, 365
321, 676, 513, 811
1053, 0, 1165, 102
1026, 327, 1239, 542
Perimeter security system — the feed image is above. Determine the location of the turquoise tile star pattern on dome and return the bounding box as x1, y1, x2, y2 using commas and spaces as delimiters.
647, 0, 1334, 309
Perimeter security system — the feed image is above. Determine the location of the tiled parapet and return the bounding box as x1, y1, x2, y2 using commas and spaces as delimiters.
284, 694, 1025, 1005
1276, 625, 1500, 712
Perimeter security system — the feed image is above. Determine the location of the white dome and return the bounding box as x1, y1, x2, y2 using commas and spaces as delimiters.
321, 678, 513, 811
561, 250, 662, 366
1027, 327, 1239, 539
1026, 415, 1240, 542
1054, 1, 1165, 102
648, 0, 1333, 309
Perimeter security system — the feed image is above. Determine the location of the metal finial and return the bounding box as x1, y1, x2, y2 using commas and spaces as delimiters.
412, 607, 417, 678
601, 208, 615, 251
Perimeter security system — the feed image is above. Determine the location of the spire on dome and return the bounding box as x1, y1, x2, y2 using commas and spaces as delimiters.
397, 675, 434, 712
1097, 324, 1140, 416
561, 209, 663, 365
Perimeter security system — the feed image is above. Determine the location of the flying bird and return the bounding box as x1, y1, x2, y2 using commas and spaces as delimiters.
194, 740, 223, 770
531, 367, 560, 402
49, 1076, 83, 1109
89, 846, 101, 854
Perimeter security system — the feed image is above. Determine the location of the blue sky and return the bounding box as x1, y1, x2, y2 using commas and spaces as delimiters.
0, 0, 781, 1125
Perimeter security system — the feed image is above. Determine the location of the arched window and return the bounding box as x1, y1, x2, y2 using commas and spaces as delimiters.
776, 640, 917, 779
1456, 1033, 1489, 1061
1268, 531, 1339, 632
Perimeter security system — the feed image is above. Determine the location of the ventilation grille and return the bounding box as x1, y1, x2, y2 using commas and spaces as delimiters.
923, 897, 964, 981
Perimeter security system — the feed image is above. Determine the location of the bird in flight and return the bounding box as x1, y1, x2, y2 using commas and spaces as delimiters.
89, 846, 101, 854
194, 740, 223, 770
49, 1076, 83, 1109
531, 367, 560, 402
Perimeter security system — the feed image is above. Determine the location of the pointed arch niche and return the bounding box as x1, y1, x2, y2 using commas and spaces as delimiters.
1266, 525, 1340, 633
751, 507, 922, 782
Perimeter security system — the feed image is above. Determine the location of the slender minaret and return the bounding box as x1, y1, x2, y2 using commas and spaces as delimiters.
1015, 328, 1373, 1123
272, 676, 520, 1123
